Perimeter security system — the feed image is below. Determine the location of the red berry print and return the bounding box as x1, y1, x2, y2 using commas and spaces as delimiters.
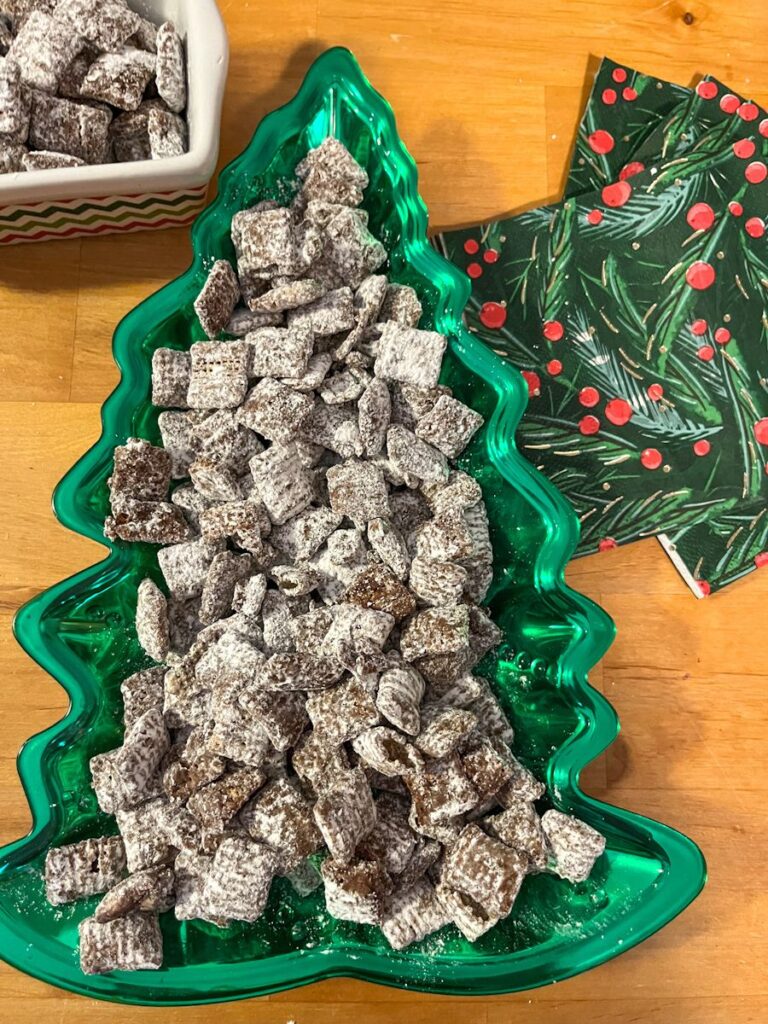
685, 261, 716, 290
588, 129, 615, 154
720, 93, 740, 113
693, 439, 711, 456
754, 552, 768, 568
640, 448, 663, 470
728, 200, 744, 216
746, 217, 766, 238
601, 180, 633, 207
733, 138, 756, 159
602, 88, 617, 104
697, 580, 711, 597
612, 68, 628, 83
697, 345, 715, 361
754, 418, 768, 445
737, 101, 759, 121
714, 327, 731, 345
696, 81, 718, 100
647, 383, 664, 401
619, 161, 645, 180
586, 209, 604, 225
622, 87, 638, 101
463, 239, 479, 254
479, 302, 507, 329
598, 537, 618, 551
691, 319, 708, 336
605, 398, 633, 426
467, 262, 483, 279
760, 118, 768, 138
483, 248, 499, 264
543, 320, 564, 341
578, 386, 600, 407
579, 415, 600, 435
686, 202, 715, 231
546, 359, 563, 376
521, 370, 541, 397
745, 161, 767, 184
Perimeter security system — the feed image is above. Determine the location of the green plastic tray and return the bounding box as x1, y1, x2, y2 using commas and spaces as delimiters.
0, 47, 705, 1005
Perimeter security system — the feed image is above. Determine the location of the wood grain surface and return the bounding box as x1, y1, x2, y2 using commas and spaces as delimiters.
1, 1, 766, 1021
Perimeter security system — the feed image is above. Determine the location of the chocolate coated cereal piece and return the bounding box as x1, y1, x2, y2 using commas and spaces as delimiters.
302, 400, 363, 458
313, 767, 376, 864
173, 851, 220, 923
358, 378, 391, 456
297, 138, 368, 191
469, 684, 515, 745
496, 754, 546, 806
356, 793, 417, 874
397, 836, 441, 890
319, 368, 367, 406
0, 138, 25, 172
90, 749, 126, 815
135, 577, 170, 662
194, 260, 240, 339
380, 283, 422, 326
461, 736, 517, 803
115, 706, 170, 806
105, 497, 192, 544
238, 378, 313, 443
405, 754, 479, 826
94, 866, 174, 923
288, 286, 355, 336
202, 836, 278, 922
251, 277, 325, 313
380, 878, 450, 950
45, 836, 126, 906
487, 802, 550, 871
148, 106, 187, 158
352, 727, 424, 778
281, 351, 333, 393
387, 424, 448, 485
232, 205, 308, 277
239, 686, 307, 751
195, 629, 264, 690
110, 438, 171, 503
409, 556, 467, 608
207, 701, 272, 768
367, 517, 410, 581
8, 11, 82, 92
376, 664, 424, 735
468, 605, 503, 659
189, 456, 242, 502
322, 857, 393, 925
199, 502, 264, 554
426, 670, 484, 708
344, 564, 416, 622
247, 323, 314, 379
256, 651, 341, 691
158, 537, 220, 601
374, 323, 446, 388
435, 882, 499, 942
79, 911, 163, 974
187, 340, 249, 410
155, 21, 185, 113
130, 15, 158, 53
442, 823, 527, 919
306, 675, 379, 746
540, 810, 606, 883
226, 306, 283, 336
415, 704, 477, 759
21, 150, 85, 169
321, 602, 394, 660
157, 411, 197, 477
240, 777, 323, 873
152, 348, 191, 408
56, 0, 141, 52
0, 56, 28, 139
292, 729, 349, 797
80, 48, 156, 111
415, 394, 484, 458
120, 666, 165, 730
414, 510, 475, 563
199, 550, 253, 624
187, 766, 265, 831
271, 506, 342, 561
400, 605, 470, 661
326, 459, 389, 524
249, 443, 314, 526
28, 89, 110, 163
323, 207, 387, 287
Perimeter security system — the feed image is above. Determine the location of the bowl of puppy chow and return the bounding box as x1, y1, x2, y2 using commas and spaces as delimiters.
0, 0, 227, 243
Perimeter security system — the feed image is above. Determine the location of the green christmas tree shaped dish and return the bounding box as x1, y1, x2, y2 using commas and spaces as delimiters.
1, 48, 705, 1005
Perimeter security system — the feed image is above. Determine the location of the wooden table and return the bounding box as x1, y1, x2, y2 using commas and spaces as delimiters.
1, 1, 765, 1021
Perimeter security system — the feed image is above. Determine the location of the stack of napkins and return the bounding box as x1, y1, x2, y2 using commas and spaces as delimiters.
438, 58, 768, 596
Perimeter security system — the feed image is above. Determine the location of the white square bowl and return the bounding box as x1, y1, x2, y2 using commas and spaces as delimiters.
0, 0, 228, 244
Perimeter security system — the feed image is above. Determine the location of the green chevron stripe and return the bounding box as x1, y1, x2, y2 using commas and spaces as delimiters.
0, 188, 205, 225
0, 199, 203, 237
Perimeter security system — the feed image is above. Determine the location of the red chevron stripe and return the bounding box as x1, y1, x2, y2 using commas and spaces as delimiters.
0, 213, 199, 245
